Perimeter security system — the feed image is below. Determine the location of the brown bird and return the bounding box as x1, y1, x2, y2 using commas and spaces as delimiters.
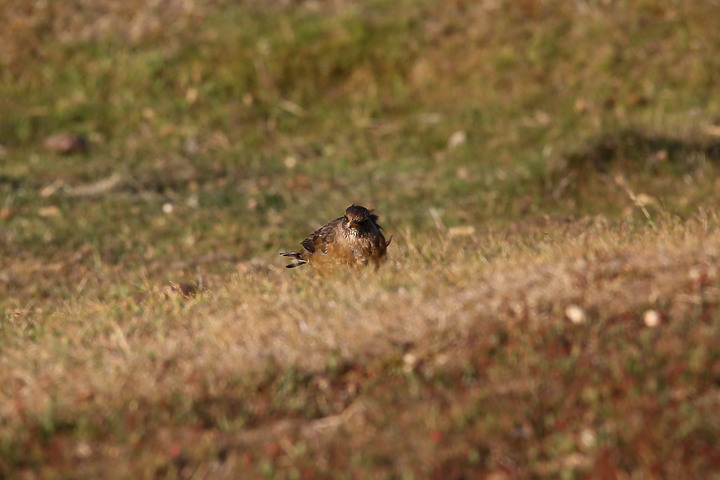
280, 204, 391, 269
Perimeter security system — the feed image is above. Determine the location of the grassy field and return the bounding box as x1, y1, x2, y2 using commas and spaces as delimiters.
2, 0, 720, 478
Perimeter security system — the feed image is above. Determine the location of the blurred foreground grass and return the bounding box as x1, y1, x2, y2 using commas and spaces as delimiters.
2, 0, 720, 478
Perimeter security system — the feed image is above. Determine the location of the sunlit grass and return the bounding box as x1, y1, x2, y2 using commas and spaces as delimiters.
3, 216, 720, 477
2, 0, 720, 477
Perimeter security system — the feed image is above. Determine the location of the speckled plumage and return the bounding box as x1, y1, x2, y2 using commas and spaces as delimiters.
280, 205, 391, 269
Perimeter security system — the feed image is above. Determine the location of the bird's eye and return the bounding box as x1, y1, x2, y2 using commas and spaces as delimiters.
343, 216, 348, 222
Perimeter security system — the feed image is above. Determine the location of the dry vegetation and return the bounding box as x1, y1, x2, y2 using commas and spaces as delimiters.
4, 217, 720, 478
2, 0, 720, 478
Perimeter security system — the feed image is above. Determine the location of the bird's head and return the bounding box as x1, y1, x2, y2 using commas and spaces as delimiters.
343, 204, 372, 230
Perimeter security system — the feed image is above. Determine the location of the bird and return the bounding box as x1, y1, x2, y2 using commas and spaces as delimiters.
280, 204, 391, 269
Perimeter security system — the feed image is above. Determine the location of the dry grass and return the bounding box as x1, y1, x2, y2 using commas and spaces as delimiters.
3, 215, 720, 478
3, 0, 720, 477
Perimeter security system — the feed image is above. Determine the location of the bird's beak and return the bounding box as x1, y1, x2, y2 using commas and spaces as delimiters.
348, 220, 359, 229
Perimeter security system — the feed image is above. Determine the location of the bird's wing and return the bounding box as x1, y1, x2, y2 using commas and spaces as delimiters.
300, 236, 316, 253
301, 217, 343, 254
368, 214, 389, 245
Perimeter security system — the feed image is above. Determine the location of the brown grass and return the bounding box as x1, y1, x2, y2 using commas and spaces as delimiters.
3, 215, 720, 478
3, 0, 720, 477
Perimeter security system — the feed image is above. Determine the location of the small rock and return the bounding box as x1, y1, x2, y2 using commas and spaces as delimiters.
44, 133, 88, 155
403, 353, 419, 373
580, 428, 596, 448
643, 310, 660, 328
75, 442, 92, 459
447, 130, 467, 149
565, 304, 586, 324
284, 156, 298, 169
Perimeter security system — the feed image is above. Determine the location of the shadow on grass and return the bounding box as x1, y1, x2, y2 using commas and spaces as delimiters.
566, 129, 720, 174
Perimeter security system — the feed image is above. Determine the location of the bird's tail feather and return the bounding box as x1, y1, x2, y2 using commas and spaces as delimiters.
285, 260, 307, 268
279, 251, 307, 268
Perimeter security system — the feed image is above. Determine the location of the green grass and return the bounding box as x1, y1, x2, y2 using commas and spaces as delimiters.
2, 0, 720, 478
